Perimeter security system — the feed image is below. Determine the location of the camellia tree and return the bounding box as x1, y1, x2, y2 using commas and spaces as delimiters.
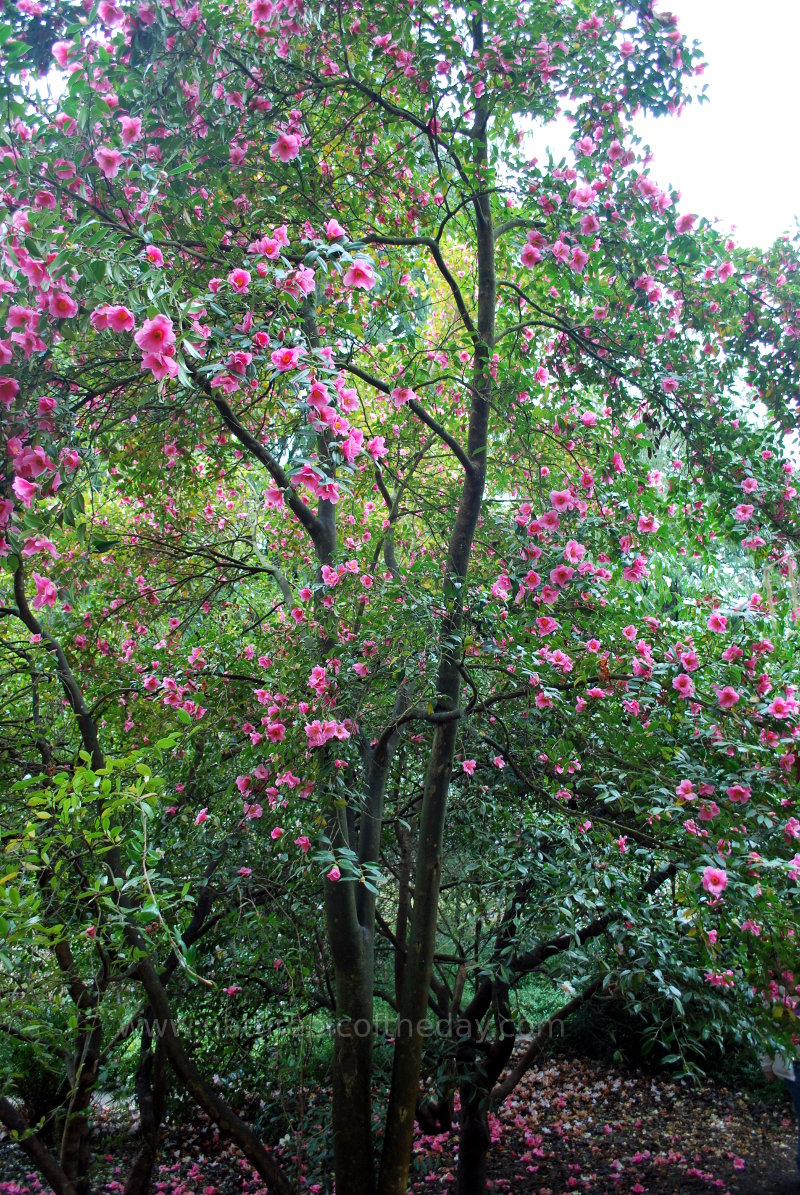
1, 1, 799, 1194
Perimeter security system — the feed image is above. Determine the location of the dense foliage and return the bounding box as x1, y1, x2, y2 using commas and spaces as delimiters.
0, 1, 798, 1193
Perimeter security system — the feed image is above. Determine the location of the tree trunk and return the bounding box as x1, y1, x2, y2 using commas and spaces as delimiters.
124, 1010, 167, 1195
376, 7, 495, 1187
325, 873, 377, 1195
0, 1097, 79, 1195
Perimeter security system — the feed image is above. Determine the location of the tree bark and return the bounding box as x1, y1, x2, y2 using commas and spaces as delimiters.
123, 1010, 167, 1195
377, 8, 495, 1188
0, 1097, 79, 1195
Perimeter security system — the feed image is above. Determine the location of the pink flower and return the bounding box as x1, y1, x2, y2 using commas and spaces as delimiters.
0, 377, 20, 409
12, 476, 38, 507
701, 866, 728, 897
270, 131, 302, 163
675, 213, 696, 234
733, 503, 754, 522
31, 572, 57, 609
134, 314, 176, 354
366, 436, 388, 460
141, 353, 178, 380
726, 783, 751, 804
343, 258, 377, 290
637, 513, 659, 534
270, 826, 283, 839
549, 489, 572, 512
706, 612, 727, 633
51, 40, 73, 68
462, 759, 476, 776
48, 291, 78, 319
270, 346, 304, 371
295, 835, 311, 853
521, 242, 543, 267
326, 865, 341, 882
145, 245, 164, 267
324, 219, 347, 239
119, 115, 142, 145
768, 696, 794, 718
675, 779, 695, 799
94, 147, 123, 179
91, 304, 135, 332
228, 268, 251, 293
672, 674, 695, 698
716, 686, 740, 710
194, 807, 209, 825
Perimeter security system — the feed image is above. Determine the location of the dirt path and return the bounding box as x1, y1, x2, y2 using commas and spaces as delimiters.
1, 1057, 797, 1193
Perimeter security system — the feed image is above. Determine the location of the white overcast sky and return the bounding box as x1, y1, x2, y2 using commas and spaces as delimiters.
638, 0, 800, 249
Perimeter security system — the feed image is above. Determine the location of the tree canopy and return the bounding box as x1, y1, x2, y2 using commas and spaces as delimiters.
0, 2, 798, 1193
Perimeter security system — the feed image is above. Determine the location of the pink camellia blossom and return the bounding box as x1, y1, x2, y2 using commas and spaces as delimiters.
48, 291, 79, 319
119, 115, 142, 145
145, 245, 164, 267
327, 865, 341, 882
194, 807, 209, 825
366, 436, 388, 460
717, 261, 735, 282
12, 476, 38, 507
521, 242, 543, 267
141, 353, 178, 380
270, 346, 304, 371
706, 612, 728, 633
15, 446, 52, 478
343, 258, 377, 290
701, 866, 728, 897
91, 304, 135, 332
549, 489, 572, 512
675, 780, 695, 799
391, 386, 417, 408
134, 314, 176, 354
51, 40, 73, 68
462, 759, 476, 776
32, 572, 58, 609
733, 503, 754, 522
228, 268, 251, 293
270, 132, 302, 163
324, 219, 347, 239
716, 686, 741, 710
21, 536, 58, 559
564, 540, 586, 563
673, 674, 695, 698
570, 246, 589, 272
741, 477, 758, 494
768, 695, 795, 718
726, 784, 751, 804
675, 213, 696, 234
94, 146, 123, 178
0, 377, 20, 409
637, 513, 659, 534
